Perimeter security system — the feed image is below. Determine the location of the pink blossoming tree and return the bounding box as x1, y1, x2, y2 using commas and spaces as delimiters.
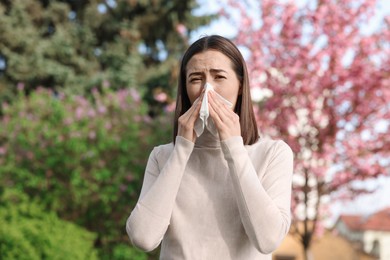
224, 0, 390, 258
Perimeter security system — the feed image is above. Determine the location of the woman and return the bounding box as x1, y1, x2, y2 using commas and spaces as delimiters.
126, 35, 293, 260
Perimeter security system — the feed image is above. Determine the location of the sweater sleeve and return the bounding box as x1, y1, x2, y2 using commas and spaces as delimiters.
221, 136, 293, 254
126, 136, 194, 252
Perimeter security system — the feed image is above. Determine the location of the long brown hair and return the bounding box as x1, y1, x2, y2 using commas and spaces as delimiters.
173, 35, 259, 145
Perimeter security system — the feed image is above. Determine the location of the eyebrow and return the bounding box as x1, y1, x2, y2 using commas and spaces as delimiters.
210, 69, 228, 74
188, 69, 228, 78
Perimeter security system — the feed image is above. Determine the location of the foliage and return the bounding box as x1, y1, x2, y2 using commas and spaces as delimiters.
0, 188, 98, 260
224, 0, 390, 257
0, 0, 212, 259
0, 86, 173, 258
0, 0, 215, 112
104, 244, 147, 260
0, 0, 111, 99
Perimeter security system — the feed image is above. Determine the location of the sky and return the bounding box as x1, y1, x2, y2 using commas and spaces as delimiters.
191, 0, 390, 44
191, 0, 390, 223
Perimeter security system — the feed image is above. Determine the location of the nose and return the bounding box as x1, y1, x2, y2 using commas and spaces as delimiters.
204, 73, 214, 86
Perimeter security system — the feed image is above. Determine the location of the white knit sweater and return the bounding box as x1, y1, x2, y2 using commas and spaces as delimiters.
126, 130, 293, 260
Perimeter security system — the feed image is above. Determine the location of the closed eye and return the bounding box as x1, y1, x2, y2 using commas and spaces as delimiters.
215, 75, 226, 79
190, 78, 202, 82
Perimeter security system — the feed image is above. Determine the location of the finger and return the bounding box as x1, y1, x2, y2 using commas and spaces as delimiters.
189, 95, 202, 121
181, 90, 204, 124
184, 92, 202, 116
208, 91, 231, 120
208, 99, 222, 126
208, 92, 241, 139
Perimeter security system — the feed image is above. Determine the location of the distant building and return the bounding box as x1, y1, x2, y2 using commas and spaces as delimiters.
273, 207, 390, 260
273, 228, 376, 260
334, 207, 390, 260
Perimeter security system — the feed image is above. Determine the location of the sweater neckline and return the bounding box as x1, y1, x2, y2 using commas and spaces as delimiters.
194, 128, 221, 148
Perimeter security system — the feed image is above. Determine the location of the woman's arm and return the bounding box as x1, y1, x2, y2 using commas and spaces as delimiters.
221, 137, 293, 254
126, 136, 194, 252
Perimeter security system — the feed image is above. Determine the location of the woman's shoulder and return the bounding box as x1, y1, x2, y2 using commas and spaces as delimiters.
152, 142, 174, 157
246, 136, 293, 156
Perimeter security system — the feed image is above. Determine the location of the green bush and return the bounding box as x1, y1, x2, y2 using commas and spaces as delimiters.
0, 188, 98, 260
0, 86, 170, 257
103, 244, 148, 260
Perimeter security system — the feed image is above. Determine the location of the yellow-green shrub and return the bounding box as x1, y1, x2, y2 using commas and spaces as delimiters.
0, 189, 98, 260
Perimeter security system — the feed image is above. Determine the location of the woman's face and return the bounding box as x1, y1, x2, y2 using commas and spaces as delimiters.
185, 50, 241, 108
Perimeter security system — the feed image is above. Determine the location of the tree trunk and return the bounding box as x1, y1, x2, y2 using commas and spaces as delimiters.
302, 168, 314, 260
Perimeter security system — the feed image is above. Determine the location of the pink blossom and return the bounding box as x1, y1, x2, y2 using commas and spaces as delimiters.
164, 102, 176, 113
17, 82, 25, 91
104, 122, 112, 130
120, 184, 127, 192
64, 118, 73, 125
154, 92, 168, 103
75, 107, 84, 120
70, 132, 81, 138
133, 115, 141, 122
98, 105, 107, 114
125, 174, 134, 182
102, 80, 110, 89
143, 115, 152, 123
0, 146, 6, 155
88, 131, 96, 140
1, 102, 9, 111
129, 88, 141, 102
176, 23, 187, 36
75, 96, 89, 107
87, 109, 96, 118
91, 88, 99, 96
56, 92, 65, 100
26, 151, 34, 160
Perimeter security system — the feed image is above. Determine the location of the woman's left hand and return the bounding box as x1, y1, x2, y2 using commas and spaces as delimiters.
208, 91, 241, 141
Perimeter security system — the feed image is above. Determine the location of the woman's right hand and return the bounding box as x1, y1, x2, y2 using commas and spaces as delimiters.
177, 90, 204, 143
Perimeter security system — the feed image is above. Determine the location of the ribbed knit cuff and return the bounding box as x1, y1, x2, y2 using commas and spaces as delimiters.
175, 136, 195, 154
221, 136, 244, 159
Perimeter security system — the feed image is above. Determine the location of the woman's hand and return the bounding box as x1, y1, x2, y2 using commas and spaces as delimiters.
208, 91, 241, 141
177, 90, 204, 143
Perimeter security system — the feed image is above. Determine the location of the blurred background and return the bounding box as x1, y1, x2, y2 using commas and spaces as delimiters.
0, 0, 389, 259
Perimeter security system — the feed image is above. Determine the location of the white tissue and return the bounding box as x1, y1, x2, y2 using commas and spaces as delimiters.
194, 83, 233, 137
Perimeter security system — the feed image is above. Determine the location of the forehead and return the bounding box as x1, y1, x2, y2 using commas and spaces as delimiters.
186, 50, 233, 74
